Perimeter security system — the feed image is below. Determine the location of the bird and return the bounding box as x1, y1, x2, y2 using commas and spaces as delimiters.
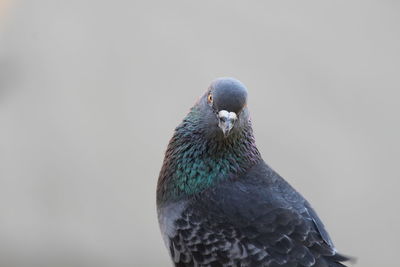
156, 78, 351, 267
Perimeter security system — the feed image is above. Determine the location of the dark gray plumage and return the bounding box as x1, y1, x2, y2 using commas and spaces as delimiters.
157, 78, 351, 267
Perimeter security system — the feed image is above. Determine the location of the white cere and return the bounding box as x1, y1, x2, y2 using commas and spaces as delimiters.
218, 110, 237, 121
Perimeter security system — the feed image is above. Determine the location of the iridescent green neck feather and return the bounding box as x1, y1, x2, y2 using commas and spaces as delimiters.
157, 106, 261, 205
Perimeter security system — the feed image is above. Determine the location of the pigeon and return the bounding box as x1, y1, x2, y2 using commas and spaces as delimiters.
156, 78, 351, 267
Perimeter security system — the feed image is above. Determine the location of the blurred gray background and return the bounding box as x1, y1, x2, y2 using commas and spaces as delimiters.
0, 1, 399, 266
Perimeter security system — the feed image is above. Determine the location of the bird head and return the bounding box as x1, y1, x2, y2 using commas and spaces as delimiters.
198, 77, 249, 139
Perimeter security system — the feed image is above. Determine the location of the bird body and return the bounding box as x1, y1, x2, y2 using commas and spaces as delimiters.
157, 78, 350, 267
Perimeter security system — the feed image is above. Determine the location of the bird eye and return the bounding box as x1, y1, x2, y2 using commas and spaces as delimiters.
207, 93, 213, 104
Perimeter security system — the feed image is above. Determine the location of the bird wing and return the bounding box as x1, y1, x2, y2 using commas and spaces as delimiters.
166, 161, 350, 266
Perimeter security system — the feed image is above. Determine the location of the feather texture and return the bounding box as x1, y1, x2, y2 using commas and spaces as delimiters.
156, 78, 351, 266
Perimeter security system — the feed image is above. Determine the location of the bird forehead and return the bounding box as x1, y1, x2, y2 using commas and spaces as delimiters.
211, 78, 248, 113
212, 78, 248, 97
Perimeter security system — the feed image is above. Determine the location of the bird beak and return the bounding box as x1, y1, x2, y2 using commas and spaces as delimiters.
218, 110, 237, 137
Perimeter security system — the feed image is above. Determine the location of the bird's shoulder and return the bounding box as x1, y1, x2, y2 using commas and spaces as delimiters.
159, 161, 348, 266
196, 160, 336, 250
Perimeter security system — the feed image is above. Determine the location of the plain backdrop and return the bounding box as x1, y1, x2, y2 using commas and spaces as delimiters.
0, 1, 399, 266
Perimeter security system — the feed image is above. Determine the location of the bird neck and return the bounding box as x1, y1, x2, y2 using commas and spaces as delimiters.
157, 107, 262, 205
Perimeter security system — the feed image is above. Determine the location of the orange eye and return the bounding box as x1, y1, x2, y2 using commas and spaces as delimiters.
207, 93, 213, 103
